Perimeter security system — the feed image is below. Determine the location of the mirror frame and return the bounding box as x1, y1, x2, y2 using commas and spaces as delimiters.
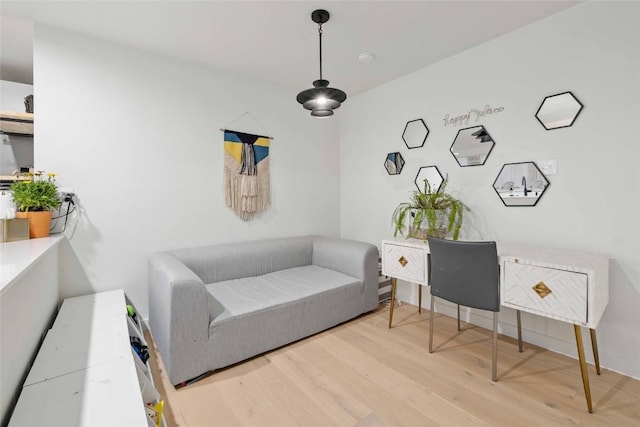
384, 152, 405, 175
492, 161, 550, 207
535, 91, 583, 130
414, 165, 444, 193
450, 125, 496, 167
402, 118, 430, 149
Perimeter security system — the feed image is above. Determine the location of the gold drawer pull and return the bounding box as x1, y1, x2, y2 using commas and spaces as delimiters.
398, 256, 408, 267
532, 281, 552, 298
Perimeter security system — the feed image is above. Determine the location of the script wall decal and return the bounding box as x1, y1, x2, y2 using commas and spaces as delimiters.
443, 104, 505, 127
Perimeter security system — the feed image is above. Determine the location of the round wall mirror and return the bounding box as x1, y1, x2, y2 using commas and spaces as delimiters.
535, 91, 583, 130
384, 152, 405, 175
402, 119, 429, 149
414, 165, 444, 193
493, 161, 550, 206
450, 125, 495, 167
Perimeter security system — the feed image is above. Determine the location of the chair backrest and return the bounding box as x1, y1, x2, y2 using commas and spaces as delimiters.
427, 237, 500, 312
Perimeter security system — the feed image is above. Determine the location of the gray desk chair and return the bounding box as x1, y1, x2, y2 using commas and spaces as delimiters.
427, 237, 520, 382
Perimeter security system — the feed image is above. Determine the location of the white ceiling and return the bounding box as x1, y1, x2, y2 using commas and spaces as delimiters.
0, 1, 581, 95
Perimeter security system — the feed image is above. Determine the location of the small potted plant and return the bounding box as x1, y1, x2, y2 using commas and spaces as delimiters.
392, 175, 469, 241
10, 171, 61, 238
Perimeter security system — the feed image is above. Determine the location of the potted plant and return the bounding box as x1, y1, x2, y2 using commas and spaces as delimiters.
392, 175, 469, 241
10, 171, 61, 238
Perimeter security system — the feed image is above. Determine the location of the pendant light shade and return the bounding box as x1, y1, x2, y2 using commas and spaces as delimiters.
296, 9, 346, 117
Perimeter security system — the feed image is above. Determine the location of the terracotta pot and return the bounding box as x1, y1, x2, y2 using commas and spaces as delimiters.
15, 211, 52, 238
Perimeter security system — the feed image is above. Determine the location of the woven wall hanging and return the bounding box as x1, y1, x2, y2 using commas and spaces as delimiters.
221, 113, 272, 221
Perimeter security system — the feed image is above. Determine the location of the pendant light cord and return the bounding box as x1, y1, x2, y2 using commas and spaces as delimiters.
318, 23, 323, 81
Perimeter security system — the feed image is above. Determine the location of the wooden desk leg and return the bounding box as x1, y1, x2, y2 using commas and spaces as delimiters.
388, 278, 397, 329
418, 284, 422, 314
574, 325, 593, 413
517, 310, 523, 353
590, 328, 601, 375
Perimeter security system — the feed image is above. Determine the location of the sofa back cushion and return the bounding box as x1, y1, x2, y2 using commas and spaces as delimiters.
170, 236, 314, 284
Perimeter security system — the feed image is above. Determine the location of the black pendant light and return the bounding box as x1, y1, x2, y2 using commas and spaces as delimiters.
296, 9, 347, 117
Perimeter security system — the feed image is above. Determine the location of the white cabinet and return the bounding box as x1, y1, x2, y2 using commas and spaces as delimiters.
499, 243, 609, 329
381, 239, 429, 285
498, 243, 609, 413
9, 290, 165, 427
381, 239, 430, 328
382, 238, 609, 413
503, 261, 588, 325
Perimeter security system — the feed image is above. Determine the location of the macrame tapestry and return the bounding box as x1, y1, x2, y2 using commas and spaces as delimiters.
224, 130, 270, 221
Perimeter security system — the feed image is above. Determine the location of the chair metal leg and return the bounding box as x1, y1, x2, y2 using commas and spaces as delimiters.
388, 278, 397, 329
492, 312, 498, 382
590, 328, 601, 375
574, 324, 594, 413
517, 310, 523, 353
428, 296, 435, 353
457, 304, 461, 331
418, 284, 422, 314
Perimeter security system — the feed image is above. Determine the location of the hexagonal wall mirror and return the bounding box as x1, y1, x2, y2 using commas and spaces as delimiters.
384, 152, 405, 175
414, 166, 444, 193
535, 91, 583, 130
450, 125, 495, 167
493, 161, 550, 207
402, 119, 429, 149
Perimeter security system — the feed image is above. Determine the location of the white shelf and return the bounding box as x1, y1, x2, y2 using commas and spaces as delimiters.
24, 315, 129, 386
9, 289, 164, 426
11, 360, 147, 427
51, 290, 126, 329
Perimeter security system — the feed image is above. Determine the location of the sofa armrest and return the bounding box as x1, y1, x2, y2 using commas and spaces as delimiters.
148, 253, 210, 382
312, 237, 379, 311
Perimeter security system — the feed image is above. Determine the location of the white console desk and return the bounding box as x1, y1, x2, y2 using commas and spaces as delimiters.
381, 238, 609, 413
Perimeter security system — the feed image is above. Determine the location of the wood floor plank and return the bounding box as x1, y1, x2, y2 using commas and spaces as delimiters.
290, 339, 436, 426
334, 319, 554, 426
147, 304, 640, 427
268, 346, 371, 425
382, 310, 639, 425
315, 330, 491, 426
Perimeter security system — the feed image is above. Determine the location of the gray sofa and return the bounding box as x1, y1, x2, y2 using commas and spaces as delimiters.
148, 235, 378, 385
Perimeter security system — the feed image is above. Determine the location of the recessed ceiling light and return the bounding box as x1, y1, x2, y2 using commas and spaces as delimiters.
358, 53, 375, 64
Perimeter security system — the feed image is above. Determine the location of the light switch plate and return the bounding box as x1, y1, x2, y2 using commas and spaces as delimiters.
538, 159, 557, 176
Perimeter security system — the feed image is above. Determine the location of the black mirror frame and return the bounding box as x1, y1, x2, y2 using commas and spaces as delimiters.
450, 125, 496, 167
402, 118, 430, 149
384, 152, 405, 175
492, 161, 550, 207
535, 91, 583, 130
414, 165, 444, 193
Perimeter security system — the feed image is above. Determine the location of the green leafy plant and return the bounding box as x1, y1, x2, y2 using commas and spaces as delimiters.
10, 171, 61, 212
392, 175, 469, 240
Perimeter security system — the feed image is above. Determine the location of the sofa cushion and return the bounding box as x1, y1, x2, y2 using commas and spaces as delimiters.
171, 236, 314, 284
205, 265, 361, 327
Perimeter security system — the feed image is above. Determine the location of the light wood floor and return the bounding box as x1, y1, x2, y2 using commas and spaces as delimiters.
147, 303, 640, 427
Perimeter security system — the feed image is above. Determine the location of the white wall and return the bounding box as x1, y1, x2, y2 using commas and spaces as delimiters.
340, 2, 640, 378
0, 80, 33, 112
0, 80, 34, 174
1, 242, 59, 425
34, 26, 341, 317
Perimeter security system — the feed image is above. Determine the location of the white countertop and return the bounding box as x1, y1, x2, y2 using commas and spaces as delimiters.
0, 235, 63, 294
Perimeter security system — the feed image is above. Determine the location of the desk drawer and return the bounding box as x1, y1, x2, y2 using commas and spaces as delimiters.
381, 242, 428, 285
502, 260, 588, 325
